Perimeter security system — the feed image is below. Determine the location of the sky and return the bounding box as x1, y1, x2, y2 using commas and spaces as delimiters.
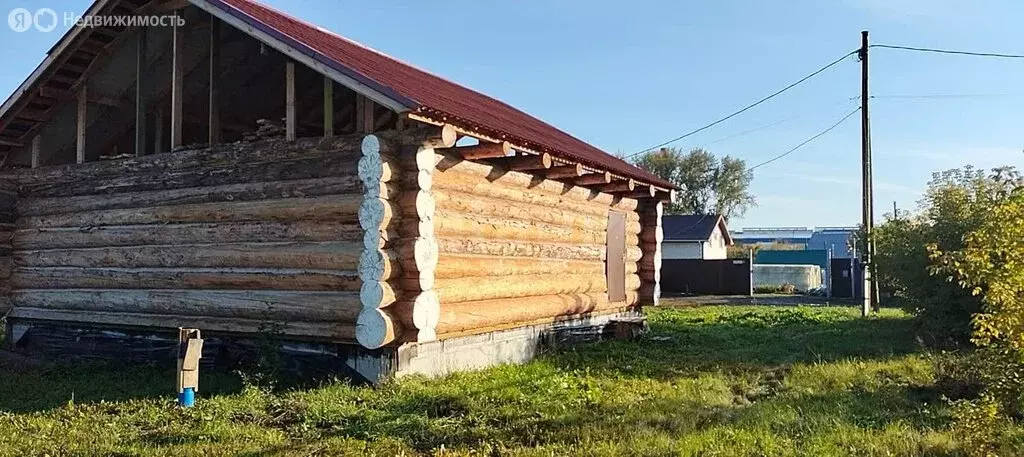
0, 0, 1021, 229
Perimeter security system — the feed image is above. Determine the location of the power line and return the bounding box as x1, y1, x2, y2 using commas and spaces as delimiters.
626, 50, 858, 159
749, 107, 861, 171
870, 93, 1024, 100
700, 97, 859, 146
871, 44, 1024, 59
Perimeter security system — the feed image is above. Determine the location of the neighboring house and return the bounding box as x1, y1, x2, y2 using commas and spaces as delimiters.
733, 226, 858, 258
731, 227, 813, 247
807, 226, 857, 258
663, 214, 732, 260
0, 0, 676, 382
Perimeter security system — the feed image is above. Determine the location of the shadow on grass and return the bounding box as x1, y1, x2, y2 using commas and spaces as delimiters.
548, 306, 922, 380
0, 361, 246, 413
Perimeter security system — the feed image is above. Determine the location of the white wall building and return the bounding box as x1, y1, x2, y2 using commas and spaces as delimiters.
662, 214, 733, 260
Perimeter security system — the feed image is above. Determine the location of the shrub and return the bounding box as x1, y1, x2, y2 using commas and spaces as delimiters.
753, 283, 796, 294
868, 166, 1021, 346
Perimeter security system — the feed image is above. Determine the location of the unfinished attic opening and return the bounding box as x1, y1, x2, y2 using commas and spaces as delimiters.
0, 2, 407, 168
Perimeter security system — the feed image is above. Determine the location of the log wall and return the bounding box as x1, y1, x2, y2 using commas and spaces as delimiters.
4, 136, 368, 342
429, 150, 643, 338
637, 199, 663, 306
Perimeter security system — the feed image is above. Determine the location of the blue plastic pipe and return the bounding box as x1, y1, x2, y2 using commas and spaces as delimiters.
178, 387, 196, 407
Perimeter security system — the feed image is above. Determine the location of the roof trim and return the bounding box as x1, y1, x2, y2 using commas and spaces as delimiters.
0, 0, 116, 126
189, 0, 415, 113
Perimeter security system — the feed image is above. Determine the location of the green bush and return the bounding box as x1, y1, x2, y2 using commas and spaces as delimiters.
753, 283, 797, 294
869, 166, 1021, 346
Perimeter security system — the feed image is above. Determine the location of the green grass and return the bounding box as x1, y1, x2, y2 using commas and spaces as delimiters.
0, 304, 1011, 456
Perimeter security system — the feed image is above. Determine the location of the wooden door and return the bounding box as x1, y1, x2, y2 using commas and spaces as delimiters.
606, 211, 626, 302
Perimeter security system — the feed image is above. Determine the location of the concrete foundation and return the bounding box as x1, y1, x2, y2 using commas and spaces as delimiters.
393, 311, 636, 379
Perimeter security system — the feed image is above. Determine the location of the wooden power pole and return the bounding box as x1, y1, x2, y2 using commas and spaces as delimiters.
859, 31, 877, 316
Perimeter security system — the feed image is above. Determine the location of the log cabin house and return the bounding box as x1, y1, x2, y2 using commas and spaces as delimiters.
0, 0, 674, 381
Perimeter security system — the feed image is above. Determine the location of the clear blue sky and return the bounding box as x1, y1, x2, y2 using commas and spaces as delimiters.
2, 0, 1022, 229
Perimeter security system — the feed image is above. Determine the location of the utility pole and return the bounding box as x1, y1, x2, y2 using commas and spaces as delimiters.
859, 30, 876, 316
893, 201, 898, 220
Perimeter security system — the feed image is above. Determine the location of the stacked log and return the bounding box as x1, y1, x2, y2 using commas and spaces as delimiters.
637, 200, 663, 306
4, 134, 370, 340
0, 179, 14, 314
430, 150, 642, 338
355, 127, 454, 349
242, 118, 287, 142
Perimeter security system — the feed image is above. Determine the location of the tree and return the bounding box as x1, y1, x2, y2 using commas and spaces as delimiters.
867, 165, 1023, 345
634, 147, 755, 218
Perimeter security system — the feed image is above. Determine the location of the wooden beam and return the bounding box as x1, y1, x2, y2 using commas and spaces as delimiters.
573, 171, 611, 186
285, 61, 296, 141
153, 0, 190, 12
323, 75, 333, 138
506, 153, 552, 171
16, 110, 47, 122
629, 185, 657, 199
545, 163, 584, 179
77, 86, 87, 164
656, 189, 677, 203
135, 26, 147, 156
355, 94, 375, 133
208, 18, 221, 144
441, 141, 511, 160
153, 108, 164, 154
0, 139, 23, 147
90, 97, 120, 107
600, 178, 635, 193
31, 135, 41, 168
170, 11, 184, 150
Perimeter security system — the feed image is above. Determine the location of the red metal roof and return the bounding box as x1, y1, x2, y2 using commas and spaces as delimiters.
210, 0, 673, 189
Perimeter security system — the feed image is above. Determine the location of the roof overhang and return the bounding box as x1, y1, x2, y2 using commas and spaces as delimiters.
190, 0, 414, 113
0, 0, 117, 128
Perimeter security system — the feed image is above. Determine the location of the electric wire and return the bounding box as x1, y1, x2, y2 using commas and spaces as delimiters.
626, 50, 858, 159
749, 107, 860, 171
870, 44, 1024, 59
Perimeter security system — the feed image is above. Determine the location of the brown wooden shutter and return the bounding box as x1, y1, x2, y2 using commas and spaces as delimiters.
606, 211, 626, 302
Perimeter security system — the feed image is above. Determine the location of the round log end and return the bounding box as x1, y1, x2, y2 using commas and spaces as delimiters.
416, 327, 438, 343
440, 124, 458, 148
540, 153, 553, 169
358, 198, 389, 231
602, 171, 612, 184
413, 237, 439, 271
356, 308, 401, 349
363, 229, 384, 250
627, 179, 636, 191
361, 134, 382, 156
358, 154, 388, 184
359, 248, 397, 281
360, 280, 398, 308
412, 289, 440, 330
415, 146, 437, 172
417, 170, 433, 192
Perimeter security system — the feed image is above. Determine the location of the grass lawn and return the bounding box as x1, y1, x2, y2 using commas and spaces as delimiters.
0, 304, 1013, 456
